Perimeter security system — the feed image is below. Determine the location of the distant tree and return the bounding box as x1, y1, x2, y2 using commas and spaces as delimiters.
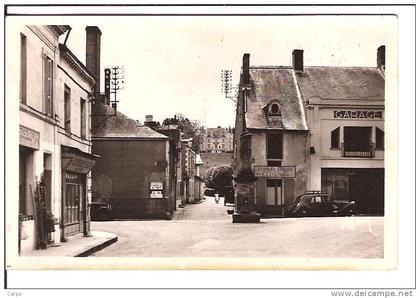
204, 164, 233, 193
163, 114, 205, 152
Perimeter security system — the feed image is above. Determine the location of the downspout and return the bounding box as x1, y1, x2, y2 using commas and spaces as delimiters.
63, 28, 72, 46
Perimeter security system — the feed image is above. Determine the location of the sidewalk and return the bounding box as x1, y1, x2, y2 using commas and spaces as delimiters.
26, 231, 118, 257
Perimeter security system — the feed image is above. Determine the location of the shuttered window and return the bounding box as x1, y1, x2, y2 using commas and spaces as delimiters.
43, 54, 54, 116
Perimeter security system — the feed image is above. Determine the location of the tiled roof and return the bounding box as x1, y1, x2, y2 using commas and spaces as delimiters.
245, 67, 308, 130
295, 67, 384, 100
91, 103, 169, 139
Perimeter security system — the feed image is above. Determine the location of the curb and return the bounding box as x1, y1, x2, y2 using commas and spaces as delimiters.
74, 235, 118, 257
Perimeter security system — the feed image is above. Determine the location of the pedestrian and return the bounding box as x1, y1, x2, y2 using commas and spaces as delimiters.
215, 192, 220, 204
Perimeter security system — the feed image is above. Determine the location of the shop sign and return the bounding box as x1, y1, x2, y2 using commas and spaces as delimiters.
236, 183, 251, 195
150, 182, 164, 190
333, 110, 383, 119
150, 182, 164, 199
150, 191, 163, 199
254, 166, 296, 178
19, 125, 40, 150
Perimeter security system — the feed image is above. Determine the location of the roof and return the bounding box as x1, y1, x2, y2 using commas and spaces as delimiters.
59, 43, 96, 86
91, 103, 169, 139
295, 67, 384, 101
245, 67, 308, 130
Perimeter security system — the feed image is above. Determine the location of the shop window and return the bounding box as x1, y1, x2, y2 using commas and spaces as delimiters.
267, 133, 283, 160
20, 33, 27, 104
43, 54, 54, 116
64, 85, 71, 133
330, 127, 340, 149
80, 98, 86, 139
376, 127, 384, 150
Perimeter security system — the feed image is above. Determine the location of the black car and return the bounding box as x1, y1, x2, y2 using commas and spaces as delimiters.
286, 191, 357, 217
90, 202, 113, 221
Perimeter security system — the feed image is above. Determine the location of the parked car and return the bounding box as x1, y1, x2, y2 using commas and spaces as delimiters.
90, 202, 113, 221
286, 191, 357, 217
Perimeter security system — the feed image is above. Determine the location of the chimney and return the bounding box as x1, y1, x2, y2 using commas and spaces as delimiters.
377, 45, 385, 70
292, 49, 304, 72
145, 115, 153, 122
86, 26, 102, 99
242, 53, 250, 85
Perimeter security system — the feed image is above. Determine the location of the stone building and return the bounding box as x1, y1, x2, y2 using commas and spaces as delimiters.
233, 47, 385, 216
200, 126, 234, 153
16, 25, 96, 254
233, 54, 309, 217
178, 138, 203, 206
86, 28, 176, 219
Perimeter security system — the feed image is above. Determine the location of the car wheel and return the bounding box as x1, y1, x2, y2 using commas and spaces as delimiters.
347, 208, 356, 216
299, 208, 309, 217
97, 209, 110, 221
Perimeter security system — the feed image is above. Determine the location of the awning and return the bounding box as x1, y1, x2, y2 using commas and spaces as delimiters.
61, 145, 99, 174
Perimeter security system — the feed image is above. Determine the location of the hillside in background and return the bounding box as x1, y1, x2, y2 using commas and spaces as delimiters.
200, 152, 234, 178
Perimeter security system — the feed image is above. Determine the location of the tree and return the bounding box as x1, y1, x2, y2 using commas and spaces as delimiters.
204, 164, 233, 193
163, 114, 204, 152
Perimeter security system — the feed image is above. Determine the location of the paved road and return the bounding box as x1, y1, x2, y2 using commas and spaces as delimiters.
91, 198, 383, 258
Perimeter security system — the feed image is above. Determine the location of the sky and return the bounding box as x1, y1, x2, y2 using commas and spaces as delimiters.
61, 16, 395, 128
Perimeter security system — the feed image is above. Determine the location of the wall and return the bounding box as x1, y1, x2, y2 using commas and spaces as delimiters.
92, 139, 171, 218
250, 130, 308, 210
308, 105, 385, 190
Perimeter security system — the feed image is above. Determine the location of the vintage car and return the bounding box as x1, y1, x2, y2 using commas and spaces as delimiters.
90, 201, 113, 221
286, 191, 357, 217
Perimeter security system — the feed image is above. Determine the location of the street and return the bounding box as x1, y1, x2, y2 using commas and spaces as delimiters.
91, 198, 384, 258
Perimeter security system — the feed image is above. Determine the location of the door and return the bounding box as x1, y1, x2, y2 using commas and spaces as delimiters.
266, 179, 283, 206
62, 172, 84, 238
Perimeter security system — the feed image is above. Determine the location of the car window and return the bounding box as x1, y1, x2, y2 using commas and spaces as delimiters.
314, 196, 322, 203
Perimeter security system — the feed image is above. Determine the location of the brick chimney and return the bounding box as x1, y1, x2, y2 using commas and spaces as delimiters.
242, 53, 250, 85
377, 45, 385, 71
86, 26, 102, 99
292, 49, 304, 72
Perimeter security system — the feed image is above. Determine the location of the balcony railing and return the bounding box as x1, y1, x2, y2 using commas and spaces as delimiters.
341, 143, 375, 158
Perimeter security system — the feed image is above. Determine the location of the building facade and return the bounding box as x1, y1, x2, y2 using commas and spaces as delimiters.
297, 47, 385, 215
16, 25, 96, 254
91, 104, 174, 219
233, 54, 309, 216
200, 127, 234, 153
233, 47, 385, 216
178, 138, 203, 206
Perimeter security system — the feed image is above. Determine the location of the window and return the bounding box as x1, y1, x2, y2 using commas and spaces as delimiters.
331, 127, 340, 149
376, 127, 384, 150
267, 133, 283, 160
43, 55, 54, 116
64, 85, 71, 133
80, 98, 86, 139
270, 103, 280, 115
343, 127, 372, 155
20, 34, 27, 103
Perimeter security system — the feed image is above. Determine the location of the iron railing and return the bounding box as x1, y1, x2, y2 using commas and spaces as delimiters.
341, 142, 375, 158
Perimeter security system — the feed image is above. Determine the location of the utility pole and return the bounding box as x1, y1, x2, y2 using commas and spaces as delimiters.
220, 70, 238, 103
104, 66, 125, 114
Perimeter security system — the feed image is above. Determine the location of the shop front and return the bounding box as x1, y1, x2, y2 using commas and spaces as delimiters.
19, 125, 40, 253
321, 168, 384, 215
61, 145, 96, 241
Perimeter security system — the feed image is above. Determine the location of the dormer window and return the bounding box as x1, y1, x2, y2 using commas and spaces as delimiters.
270, 102, 281, 116
266, 101, 284, 128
